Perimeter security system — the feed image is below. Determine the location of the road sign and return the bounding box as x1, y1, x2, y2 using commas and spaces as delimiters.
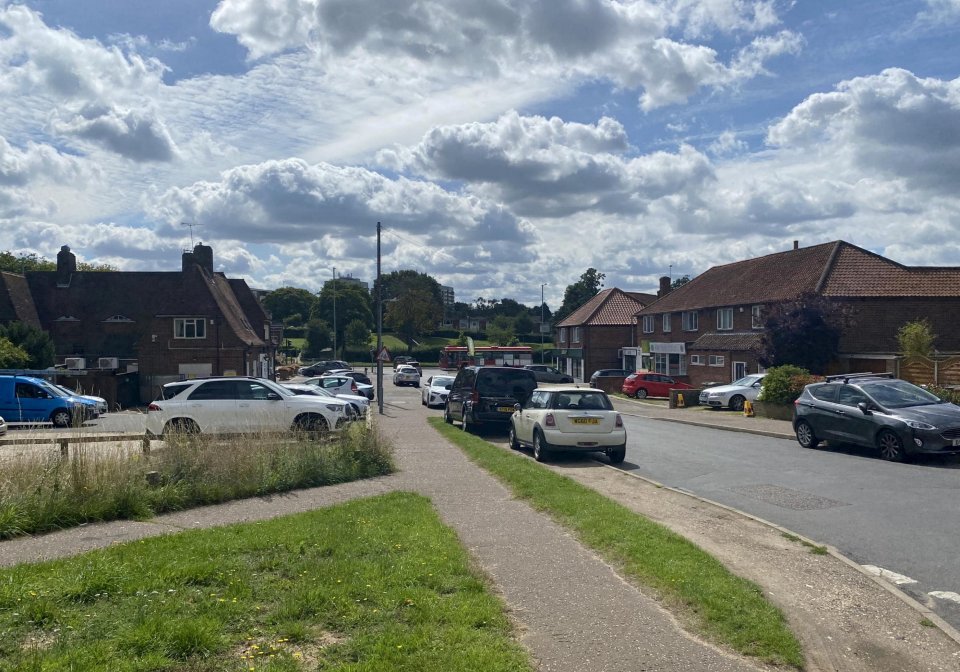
377, 347, 392, 362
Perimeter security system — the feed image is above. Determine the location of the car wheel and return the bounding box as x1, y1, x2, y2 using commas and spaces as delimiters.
461, 410, 471, 433
635, 388, 648, 399
421, 395, 426, 406
295, 414, 329, 436
607, 444, 626, 464
50, 408, 72, 428
508, 423, 520, 450
877, 429, 906, 462
729, 395, 745, 412
164, 418, 199, 437
532, 430, 550, 462
443, 404, 453, 424
795, 420, 820, 448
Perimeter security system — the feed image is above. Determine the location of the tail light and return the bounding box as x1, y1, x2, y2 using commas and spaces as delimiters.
147, 402, 161, 412
545, 413, 556, 427
351, 381, 358, 393
471, 390, 480, 404
615, 414, 623, 428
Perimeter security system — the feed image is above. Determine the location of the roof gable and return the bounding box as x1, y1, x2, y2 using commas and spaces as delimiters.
557, 287, 652, 327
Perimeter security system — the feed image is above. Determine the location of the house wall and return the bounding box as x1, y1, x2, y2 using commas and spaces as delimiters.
686, 349, 765, 387
837, 297, 960, 354
583, 325, 633, 380
639, 304, 764, 342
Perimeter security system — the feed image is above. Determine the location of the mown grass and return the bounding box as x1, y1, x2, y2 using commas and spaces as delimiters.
0, 423, 394, 539
429, 418, 805, 668
0, 492, 533, 671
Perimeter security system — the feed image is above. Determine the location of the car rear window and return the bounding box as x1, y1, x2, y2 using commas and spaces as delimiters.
552, 391, 613, 410
161, 382, 193, 399
476, 369, 537, 397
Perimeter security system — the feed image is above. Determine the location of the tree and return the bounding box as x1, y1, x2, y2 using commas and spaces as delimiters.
0, 337, 30, 368
384, 288, 443, 349
303, 319, 332, 359
514, 312, 534, 336
486, 316, 516, 346
554, 268, 605, 324
758, 295, 844, 374
345, 319, 371, 347
262, 287, 316, 325
897, 319, 936, 358
375, 270, 443, 305
0, 322, 55, 368
671, 275, 691, 289
313, 280, 374, 355
0, 250, 116, 273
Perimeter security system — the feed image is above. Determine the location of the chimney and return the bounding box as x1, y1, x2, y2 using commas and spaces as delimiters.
793, 240, 799, 250
182, 242, 214, 274
657, 276, 671, 298
56, 245, 76, 287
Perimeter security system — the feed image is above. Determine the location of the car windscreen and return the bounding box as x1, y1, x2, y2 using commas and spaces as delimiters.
476, 370, 537, 398
433, 376, 455, 387
860, 380, 942, 408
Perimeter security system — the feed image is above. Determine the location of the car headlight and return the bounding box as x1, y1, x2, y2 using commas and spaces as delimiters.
325, 404, 343, 412
903, 419, 936, 430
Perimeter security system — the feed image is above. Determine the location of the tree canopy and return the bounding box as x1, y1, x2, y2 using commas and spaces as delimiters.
0, 322, 55, 368
553, 268, 605, 324
384, 287, 443, 349
262, 287, 316, 326
0, 251, 116, 273
758, 295, 844, 374
313, 280, 374, 355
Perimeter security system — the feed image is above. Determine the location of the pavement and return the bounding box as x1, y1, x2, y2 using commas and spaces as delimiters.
3, 396, 960, 670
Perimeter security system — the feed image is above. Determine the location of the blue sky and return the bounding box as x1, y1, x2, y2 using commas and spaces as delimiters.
2, 0, 959, 307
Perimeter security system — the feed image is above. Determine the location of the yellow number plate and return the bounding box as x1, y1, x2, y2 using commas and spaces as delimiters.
498, 406, 515, 413
571, 417, 599, 425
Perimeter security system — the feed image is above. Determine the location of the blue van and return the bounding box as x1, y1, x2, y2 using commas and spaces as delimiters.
0, 375, 96, 427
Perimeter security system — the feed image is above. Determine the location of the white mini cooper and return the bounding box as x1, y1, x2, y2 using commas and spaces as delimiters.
508, 385, 627, 464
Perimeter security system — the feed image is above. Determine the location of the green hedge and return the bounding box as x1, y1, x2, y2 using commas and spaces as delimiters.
757, 365, 819, 404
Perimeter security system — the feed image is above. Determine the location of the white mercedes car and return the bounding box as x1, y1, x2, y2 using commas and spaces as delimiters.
509, 385, 626, 464
699, 373, 767, 411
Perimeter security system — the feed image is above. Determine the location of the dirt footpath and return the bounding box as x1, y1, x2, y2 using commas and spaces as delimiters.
551, 460, 960, 672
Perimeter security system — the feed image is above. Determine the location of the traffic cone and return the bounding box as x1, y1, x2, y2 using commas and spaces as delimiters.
677, 393, 685, 408
743, 400, 754, 417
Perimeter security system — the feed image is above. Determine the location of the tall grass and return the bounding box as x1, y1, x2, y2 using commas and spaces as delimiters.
0, 423, 394, 539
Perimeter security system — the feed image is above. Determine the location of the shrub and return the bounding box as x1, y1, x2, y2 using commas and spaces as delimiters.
757, 365, 819, 404
923, 383, 960, 404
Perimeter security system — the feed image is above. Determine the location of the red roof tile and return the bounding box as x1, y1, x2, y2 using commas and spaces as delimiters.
557, 288, 652, 327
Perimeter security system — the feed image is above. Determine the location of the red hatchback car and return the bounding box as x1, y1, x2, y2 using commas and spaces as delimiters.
621, 371, 694, 399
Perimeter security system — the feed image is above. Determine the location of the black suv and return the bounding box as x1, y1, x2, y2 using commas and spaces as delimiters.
588, 369, 632, 387
444, 366, 538, 432
793, 372, 960, 461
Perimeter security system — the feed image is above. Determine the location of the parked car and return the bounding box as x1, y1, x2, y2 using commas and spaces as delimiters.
699, 374, 767, 411
0, 414, 6, 436
54, 383, 108, 415
588, 369, 632, 387
444, 366, 538, 432
0, 375, 94, 427
524, 364, 574, 383
146, 376, 349, 436
393, 365, 421, 387
298, 360, 351, 376
283, 383, 368, 418
337, 370, 375, 399
421, 375, 455, 408
793, 372, 960, 462
509, 385, 626, 463
302, 375, 362, 397
621, 371, 694, 399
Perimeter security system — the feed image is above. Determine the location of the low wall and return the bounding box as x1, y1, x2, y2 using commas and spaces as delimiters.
670, 389, 702, 408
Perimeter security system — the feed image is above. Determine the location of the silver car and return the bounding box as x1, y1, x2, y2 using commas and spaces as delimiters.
421, 375, 455, 408
699, 374, 766, 411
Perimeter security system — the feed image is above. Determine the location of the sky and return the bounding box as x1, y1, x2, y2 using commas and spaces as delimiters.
2, 0, 959, 308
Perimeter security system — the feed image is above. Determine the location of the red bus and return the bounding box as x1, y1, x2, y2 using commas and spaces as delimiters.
439, 345, 534, 370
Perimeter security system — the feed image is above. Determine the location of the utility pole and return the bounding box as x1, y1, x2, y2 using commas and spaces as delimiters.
376, 222, 383, 414
540, 283, 548, 364
332, 267, 337, 360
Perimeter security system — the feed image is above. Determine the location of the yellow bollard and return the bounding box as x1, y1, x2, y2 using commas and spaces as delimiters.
743, 400, 754, 417
676, 392, 685, 408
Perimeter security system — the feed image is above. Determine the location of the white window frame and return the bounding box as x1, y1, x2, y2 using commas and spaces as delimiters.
175, 317, 206, 339
662, 313, 672, 332
682, 311, 698, 331
572, 326, 582, 342
690, 354, 703, 365
709, 355, 725, 367
751, 305, 763, 329
717, 308, 733, 331
642, 315, 655, 334
559, 327, 567, 343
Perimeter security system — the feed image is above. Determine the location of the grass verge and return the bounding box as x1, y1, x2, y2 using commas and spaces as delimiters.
0, 422, 394, 539
428, 417, 804, 668
0, 492, 533, 671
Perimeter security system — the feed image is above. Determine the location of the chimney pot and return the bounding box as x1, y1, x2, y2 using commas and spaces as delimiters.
793, 240, 799, 250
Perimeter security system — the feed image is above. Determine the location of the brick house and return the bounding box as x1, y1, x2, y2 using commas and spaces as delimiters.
0, 243, 274, 404
554, 288, 656, 381
634, 240, 960, 387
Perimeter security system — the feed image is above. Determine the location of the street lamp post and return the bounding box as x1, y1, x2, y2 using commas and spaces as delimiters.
332, 267, 337, 360
540, 283, 548, 364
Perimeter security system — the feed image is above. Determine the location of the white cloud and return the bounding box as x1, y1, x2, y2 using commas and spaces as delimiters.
52, 104, 179, 162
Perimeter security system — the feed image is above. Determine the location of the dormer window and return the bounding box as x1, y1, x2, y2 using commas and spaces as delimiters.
55, 315, 80, 322
103, 314, 134, 323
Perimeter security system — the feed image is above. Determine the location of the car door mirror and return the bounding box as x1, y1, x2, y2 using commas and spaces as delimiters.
857, 401, 872, 415
514, 403, 521, 411
444, 384, 452, 390
266, 392, 282, 401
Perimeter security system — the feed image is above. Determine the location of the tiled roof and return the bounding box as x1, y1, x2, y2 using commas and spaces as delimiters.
689, 332, 764, 352
0, 272, 42, 328
637, 240, 960, 315
557, 288, 653, 327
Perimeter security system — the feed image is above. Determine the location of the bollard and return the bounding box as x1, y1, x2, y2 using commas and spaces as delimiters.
676, 392, 685, 408
743, 400, 755, 417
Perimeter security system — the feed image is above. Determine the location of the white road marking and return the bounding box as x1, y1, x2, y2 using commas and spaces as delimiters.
929, 591, 960, 604
862, 565, 918, 585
